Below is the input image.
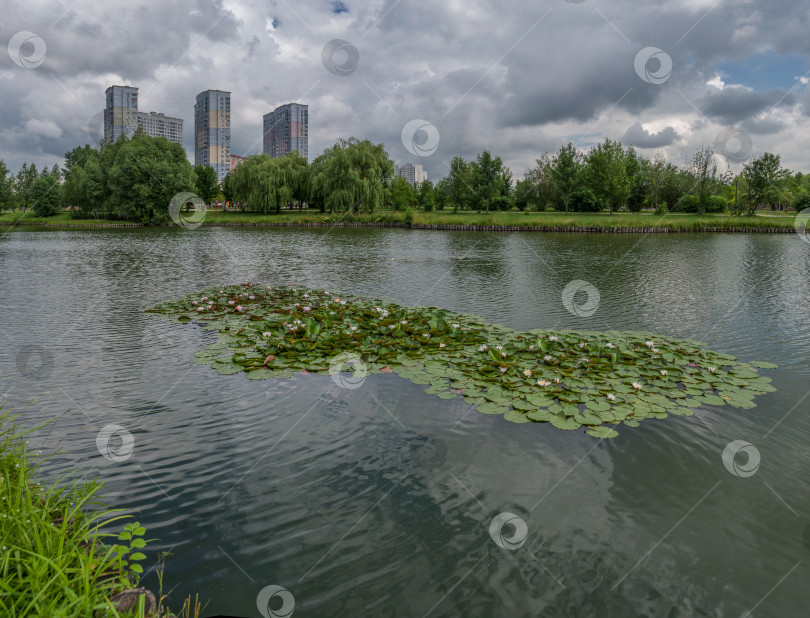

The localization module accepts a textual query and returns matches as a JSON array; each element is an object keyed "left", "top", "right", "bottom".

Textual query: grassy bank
[
  {"left": 0, "top": 410, "right": 200, "bottom": 617},
  {"left": 0, "top": 208, "right": 799, "bottom": 232}
]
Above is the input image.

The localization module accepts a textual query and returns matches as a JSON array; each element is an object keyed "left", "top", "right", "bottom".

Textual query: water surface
[{"left": 1, "top": 227, "right": 808, "bottom": 617}]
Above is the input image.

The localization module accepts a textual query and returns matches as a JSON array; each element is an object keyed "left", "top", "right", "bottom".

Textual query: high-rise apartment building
[
  {"left": 262, "top": 103, "right": 308, "bottom": 160},
  {"left": 194, "top": 90, "right": 231, "bottom": 182},
  {"left": 103, "top": 85, "right": 183, "bottom": 145},
  {"left": 395, "top": 163, "right": 427, "bottom": 187},
  {"left": 104, "top": 85, "right": 139, "bottom": 143}
]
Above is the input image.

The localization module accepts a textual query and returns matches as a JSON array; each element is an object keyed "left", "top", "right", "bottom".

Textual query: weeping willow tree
[
  {"left": 309, "top": 138, "right": 393, "bottom": 214},
  {"left": 231, "top": 152, "right": 308, "bottom": 213}
]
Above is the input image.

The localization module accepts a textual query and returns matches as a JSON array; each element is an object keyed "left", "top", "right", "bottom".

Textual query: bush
[
  {"left": 654, "top": 201, "right": 668, "bottom": 215},
  {"left": 569, "top": 188, "right": 606, "bottom": 212},
  {"left": 793, "top": 193, "right": 810, "bottom": 213},
  {"left": 404, "top": 208, "right": 414, "bottom": 225},
  {"left": 673, "top": 194, "right": 727, "bottom": 214}
]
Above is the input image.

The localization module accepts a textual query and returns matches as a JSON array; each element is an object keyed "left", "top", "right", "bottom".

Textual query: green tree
[
  {"left": 689, "top": 144, "right": 718, "bottom": 215},
  {"left": 584, "top": 138, "right": 629, "bottom": 214},
  {"left": 447, "top": 156, "right": 472, "bottom": 212},
  {"left": 388, "top": 175, "right": 417, "bottom": 210},
  {"left": 646, "top": 151, "right": 666, "bottom": 211},
  {"left": 741, "top": 152, "right": 788, "bottom": 215},
  {"left": 418, "top": 179, "right": 436, "bottom": 211},
  {"left": 30, "top": 173, "right": 61, "bottom": 216},
  {"left": 525, "top": 153, "right": 556, "bottom": 211},
  {"left": 232, "top": 152, "right": 309, "bottom": 214},
  {"left": 222, "top": 172, "right": 234, "bottom": 206},
  {"left": 107, "top": 132, "right": 195, "bottom": 223},
  {"left": 15, "top": 163, "right": 38, "bottom": 211},
  {"left": 308, "top": 138, "right": 392, "bottom": 214},
  {"left": 625, "top": 147, "right": 647, "bottom": 214},
  {"left": 551, "top": 143, "right": 581, "bottom": 213},
  {"left": 0, "top": 159, "right": 12, "bottom": 212},
  {"left": 470, "top": 150, "right": 510, "bottom": 212},
  {"left": 195, "top": 165, "right": 220, "bottom": 205}
]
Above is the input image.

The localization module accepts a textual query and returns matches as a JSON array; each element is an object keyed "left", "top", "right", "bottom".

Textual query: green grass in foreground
[
  {"left": 0, "top": 208, "right": 799, "bottom": 230},
  {"left": 0, "top": 410, "right": 201, "bottom": 617}
]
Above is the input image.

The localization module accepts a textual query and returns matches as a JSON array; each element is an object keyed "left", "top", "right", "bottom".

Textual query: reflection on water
[{"left": 1, "top": 227, "right": 809, "bottom": 617}]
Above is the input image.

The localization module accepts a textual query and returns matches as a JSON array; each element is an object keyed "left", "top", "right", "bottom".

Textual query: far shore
[{"left": 0, "top": 209, "right": 799, "bottom": 233}]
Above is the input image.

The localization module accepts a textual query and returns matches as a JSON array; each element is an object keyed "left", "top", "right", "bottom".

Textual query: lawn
[{"left": 0, "top": 208, "right": 798, "bottom": 231}]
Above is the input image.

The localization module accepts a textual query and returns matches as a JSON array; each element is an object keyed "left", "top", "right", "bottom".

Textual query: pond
[{"left": 1, "top": 226, "right": 808, "bottom": 617}]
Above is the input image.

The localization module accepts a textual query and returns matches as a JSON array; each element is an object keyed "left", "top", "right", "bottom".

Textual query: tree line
[{"left": 2, "top": 131, "right": 809, "bottom": 220}]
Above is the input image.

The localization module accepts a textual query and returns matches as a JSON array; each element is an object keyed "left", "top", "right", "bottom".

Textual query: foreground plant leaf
[{"left": 145, "top": 283, "right": 778, "bottom": 438}]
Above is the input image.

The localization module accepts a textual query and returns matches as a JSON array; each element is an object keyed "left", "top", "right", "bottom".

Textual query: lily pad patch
[{"left": 145, "top": 283, "right": 778, "bottom": 439}]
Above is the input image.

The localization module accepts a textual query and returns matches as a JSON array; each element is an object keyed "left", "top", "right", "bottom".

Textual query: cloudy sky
[{"left": 1, "top": 0, "right": 809, "bottom": 180}]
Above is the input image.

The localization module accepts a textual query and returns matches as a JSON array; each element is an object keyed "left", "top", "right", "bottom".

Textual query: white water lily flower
[
  {"left": 350, "top": 325, "right": 357, "bottom": 331},
  {"left": 249, "top": 296, "right": 255, "bottom": 300},
  {"left": 537, "top": 379, "right": 551, "bottom": 387},
  {"left": 529, "top": 345, "right": 536, "bottom": 351},
  {"left": 196, "top": 307, "right": 204, "bottom": 312},
  {"left": 660, "top": 370, "right": 668, "bottom": 376},
  {"left": 263, "top": 332, "right": 271, "bottom": 337},
  {"left": 632, "top": 382, "right": 642, "bottom": 390},
  {"left": 499, "top": 367, "right": 507, "bottom": 373},
  {"left": 192, "top": 301, "right": 198, "bottom": 305},
  {"left": 294, "top": 319, "right": 302, "bottom": 325},
  {"left": 294, "top": 303, "right": 300, "bottom": 307},
  {"left": 709, "top": 367, "right": 717, "bottom": 374},
  {"left": 543, "top": 355, "right": 553, "bottom": 362},
  {"left": 389, "top": 324, "right": 396, "bottom": 329},
  {"left": 228, "top": 300, "right": 235, "bottom": 305},
  {"left": 334, "top": 298, "right": 340, "bottom": 302},
  {"left": 401, "top": 320, "right": 408, "bottom": 325},
  {"left": 496, "top": 345, "right": 503, "bottom": 350},
  {"left": 303, "top": 307, "right": 311, "bottom": 312},
  {"left": 606, "top": 393, "right": 616, "bottom": 401},
  {"left": 235, "top": 305, "right": 243, "bottom": 311},
  {"left": 201, "top": 296, "right": 208, "bottom": 301},
  {"left": 303, "top": 294, "right": 309, "bottom": 299},
  {"left": 579, "top": 342, "right": 586, "bottom": 349},
  {"left": 451, "top": 323, "right": 460, "bottom": 329},
  {"left": 523, "top": 369, "right": 532, "bottom": 377},
  {"left": 606, "top": 343, "right": 616, "bottom": 349},
  {"left": 554, "top": 377, "right": 561, "bottom": 385},
  {"left": 439, "top": 342, "right": 446, "bottom": 348},
  {"left": 651, "top": 348, "right": 659, "bottom": 354},
  {"left": 645, "top": 341, "right": 654, "bottom": 347},
  {"left": 549, "top": 335, "right": 559, "bottom": 342},
  {"left": 479, "top": 345, "right": 488, "bottom": 352},
  {"left": 501, "top": 351, "right": 507, "bottom": 358}
]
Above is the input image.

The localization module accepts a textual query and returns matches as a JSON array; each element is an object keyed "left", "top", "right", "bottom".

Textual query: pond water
[{"left": 1, "top": 226, "right": 809, "bottom": 617}]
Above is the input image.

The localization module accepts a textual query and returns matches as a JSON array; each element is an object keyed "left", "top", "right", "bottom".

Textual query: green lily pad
[{"left": 146, "top": 283, "right": 778, "bottom": 439}]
